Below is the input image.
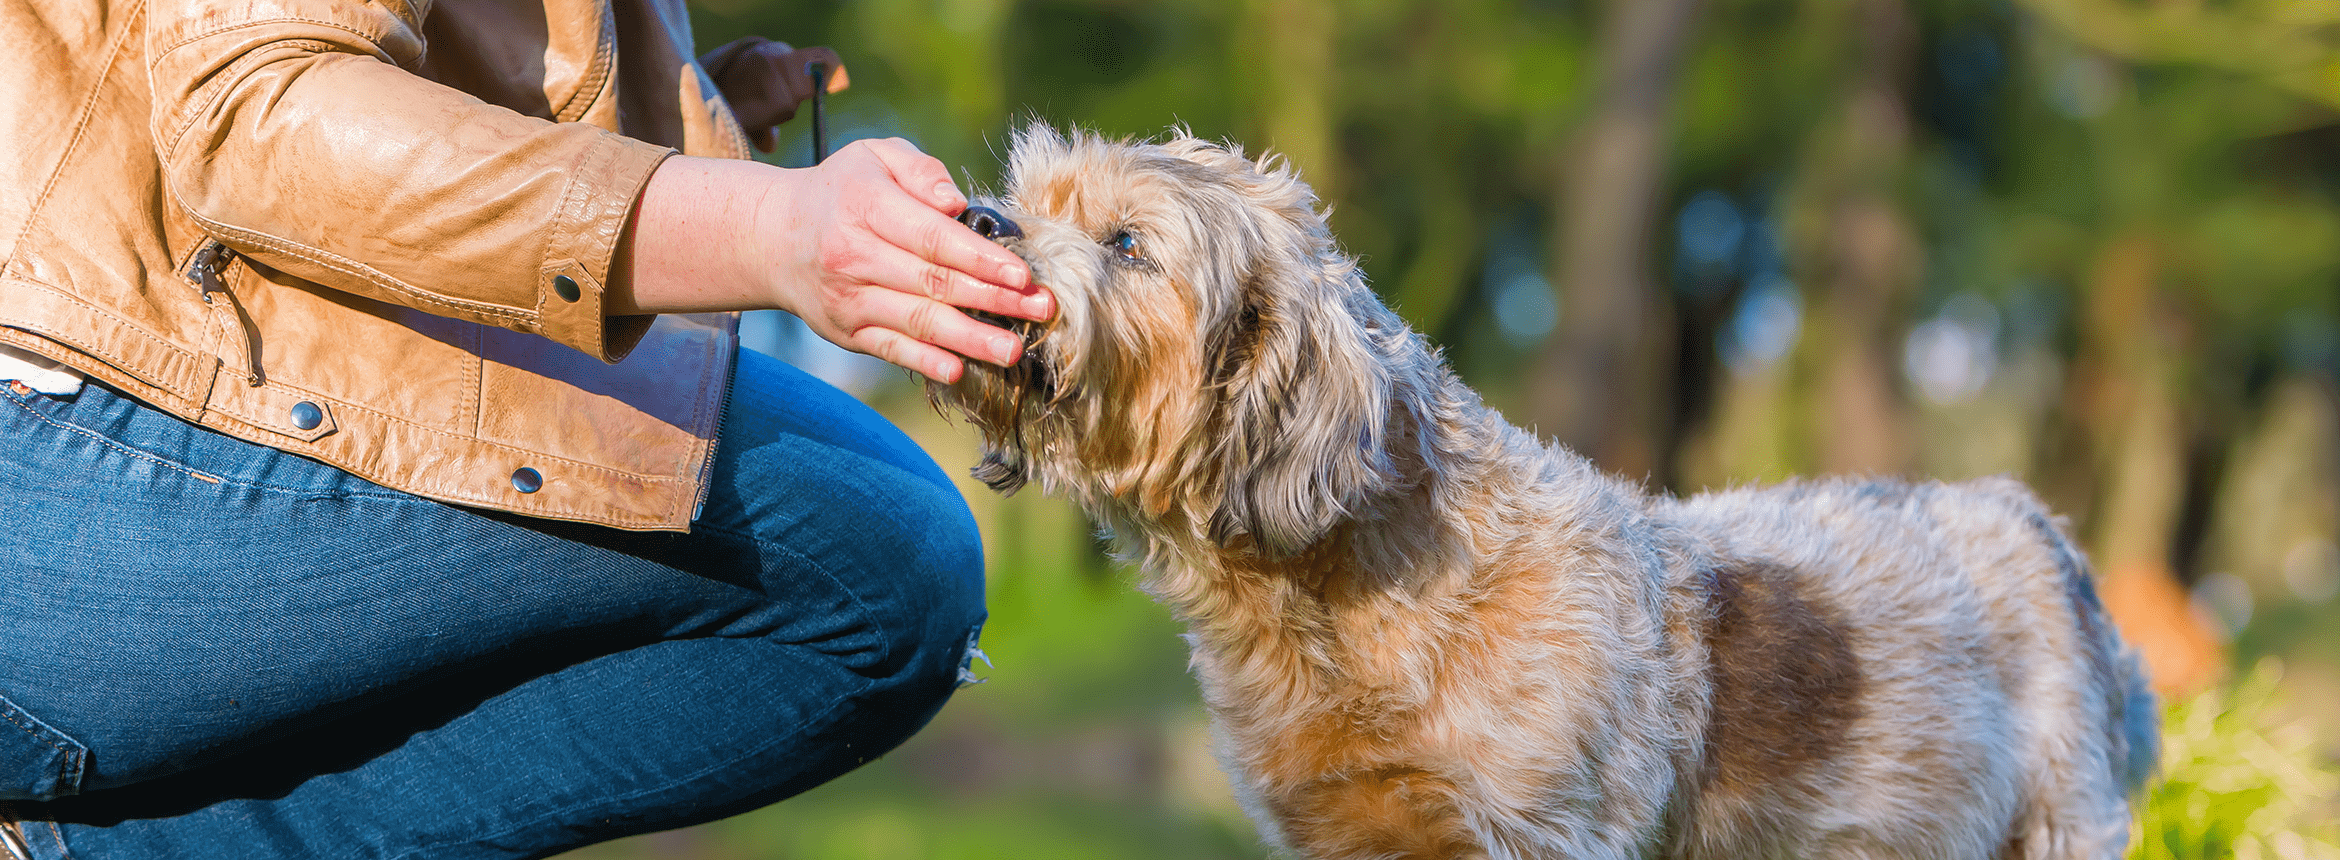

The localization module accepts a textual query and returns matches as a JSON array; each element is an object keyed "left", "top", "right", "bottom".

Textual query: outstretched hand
[
  {"left": 616, "top": 141, "right": 1048, "bottom": 384},
  {"left": 756, "top": 138, "right": 1047, "bottom": 382}
]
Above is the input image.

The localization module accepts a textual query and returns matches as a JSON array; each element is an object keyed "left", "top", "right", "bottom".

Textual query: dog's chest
[{"left": 1192, "top": 573, "right": 1575, "bottom": 784}]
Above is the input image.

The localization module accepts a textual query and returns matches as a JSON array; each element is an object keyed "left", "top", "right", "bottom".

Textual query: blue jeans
[{"left": 0, "top": 348, "right": 986, "bottom": 859}]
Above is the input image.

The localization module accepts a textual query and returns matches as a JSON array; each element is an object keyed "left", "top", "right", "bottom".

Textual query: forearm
[{"left": 607, "top": 156, "right": 781, "bottom": 316}]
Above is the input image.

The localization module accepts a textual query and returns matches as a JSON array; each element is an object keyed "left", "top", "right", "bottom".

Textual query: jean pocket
[{"left": 0, "top": 694, "right": 84, "bottom": 801}]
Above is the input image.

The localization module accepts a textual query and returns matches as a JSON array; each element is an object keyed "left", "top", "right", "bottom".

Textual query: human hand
[
  {"left": 702, "top": 39, "right": 849, "bottom": 153},
  {"left": 754, "top": 138, "right": 1047, "bottom": 383}
]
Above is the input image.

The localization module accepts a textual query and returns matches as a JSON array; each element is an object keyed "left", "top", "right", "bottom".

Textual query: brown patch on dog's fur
[
  {"left": 1276, "top": 766, "right": 1488, "bottom": 860},
  {"left": 1024, "top": 167, "right": 1086, "bottom": 220},
  {"left": 1700, "top": 563, "right": 1864, "bottom": 793}
]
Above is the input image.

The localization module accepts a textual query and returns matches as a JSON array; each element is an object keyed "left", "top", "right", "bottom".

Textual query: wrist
[{"left": 611, "top": 155, "right": 788, "bottom": 315}]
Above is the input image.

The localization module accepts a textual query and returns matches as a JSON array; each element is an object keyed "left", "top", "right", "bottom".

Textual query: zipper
[
  {"left": 0, "top": 808, "right": 33, "bottom": 860},
  {"left": 185, "top": 239, "right": 232, "bottom": 298},
  {"left": 690, "top": 356, "right": 732, "bottom": 522},
  {"left": 689, "top": 323, "right": 745, "bottom": 523},
  {"left": 184, "top": 239, "right": 263, "bottom": 386}
]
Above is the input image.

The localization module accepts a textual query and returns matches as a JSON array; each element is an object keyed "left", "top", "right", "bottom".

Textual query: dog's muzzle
[{"left": 955, "top": 205, "right": 1044, "bottom": 353}]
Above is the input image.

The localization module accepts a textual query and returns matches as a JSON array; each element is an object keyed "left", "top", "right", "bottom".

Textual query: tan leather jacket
[{"left": 0, "top": 0, "right": 780, "bottom": 530}]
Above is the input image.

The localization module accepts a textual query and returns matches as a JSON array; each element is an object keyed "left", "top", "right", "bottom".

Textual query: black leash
[{"left": 806, "top": 61, "right": 830, "bottom": 165}]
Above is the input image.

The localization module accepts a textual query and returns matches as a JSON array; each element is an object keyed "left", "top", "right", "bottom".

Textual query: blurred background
[{"left": 567, "top": 0, "right": 2340, "bottom": 857}]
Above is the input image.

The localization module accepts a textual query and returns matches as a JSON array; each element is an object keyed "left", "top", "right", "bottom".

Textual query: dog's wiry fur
[{"left": 934, "top": 125, "right": 2158, "bottom": 859}]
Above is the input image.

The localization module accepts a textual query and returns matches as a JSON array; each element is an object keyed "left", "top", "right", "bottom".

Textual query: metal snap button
[
  {"left": 511, "top": 467, "right": 543, "bottom": 494},
  {"left": 552, "top": 274, "right": 581, "bottom": 302},
  {"left": 290, "top": 401, "right": 323, "bottom": 431}
]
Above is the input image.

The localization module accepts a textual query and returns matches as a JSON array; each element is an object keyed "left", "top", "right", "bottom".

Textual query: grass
[{"left": 2134, "top": 660, "right": 2340, "bottom": 860}]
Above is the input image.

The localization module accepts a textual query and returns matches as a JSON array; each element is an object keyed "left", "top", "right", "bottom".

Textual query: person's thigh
[{"left": 0, "top": 349, "right": 986, "bottom": 859}]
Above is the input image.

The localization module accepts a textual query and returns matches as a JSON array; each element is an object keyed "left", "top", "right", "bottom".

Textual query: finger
[
  {"left": 864, "top": 188, "right": 1035, "bottom": 293},
  {"left": 839, "top": 282, "right": 1025, "bottom": 367},
  {"left": 851, "top": 327, "right": 965, "bottom": 384},
  {"left": 851, "top": 241, "right": 1052, "bottom": 323},
  {"left": 855, "top": 137, "right": 969, "bottom": 214}
]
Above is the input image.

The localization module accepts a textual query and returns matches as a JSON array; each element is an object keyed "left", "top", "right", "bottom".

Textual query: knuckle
[
  {"left": 917, "top": 220, "right": 955, "bottom": 258},
  {"left": 862, "top": 331, "right": 903, "bottom": 365},
  {"left": 918, "top": 264, "right": 956, "bottom": 301},
  {"left": 905, "top": 301, "right": 944, "bottom": 341},
  {"left": 833, "top": 285, "right": 882, "bottom": 325},
  {"left": 837, "top": 140, "right": 876, "bottom": 165},
  {"left": 815, "top": 236, "right": 869, "bottom": 278},
  {"left": 903, "top": 154, "right": 948, "bottom": 183}
]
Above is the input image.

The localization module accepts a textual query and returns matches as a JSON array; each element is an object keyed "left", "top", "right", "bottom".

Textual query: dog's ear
[{"left": 1205, "top": 194, "right": 1393, "bottom": 558}]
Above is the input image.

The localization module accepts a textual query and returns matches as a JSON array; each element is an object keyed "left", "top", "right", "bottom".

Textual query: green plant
[{"left": 2134, "top": 660, "right": 2340, "bottom": 860}]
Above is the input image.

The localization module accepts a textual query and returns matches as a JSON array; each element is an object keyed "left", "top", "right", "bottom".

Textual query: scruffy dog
[{"left": 934, "top": 125, "right": 2158, "bottom": 859}]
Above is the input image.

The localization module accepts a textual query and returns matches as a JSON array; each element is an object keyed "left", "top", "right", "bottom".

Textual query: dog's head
[{"left": 934, "top": 125, "right": 1409, "bottom": 558}]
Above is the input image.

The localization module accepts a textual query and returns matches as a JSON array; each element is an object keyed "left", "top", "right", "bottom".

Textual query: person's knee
[
  {"left": 714, "top": 351, "right": 987, "bottom": 709},
  {"left": 817, "top": 456, "right": 987, "bottom": 697},
  {"left": 885, "top": 480, "right": 988, "bottom": 692}
]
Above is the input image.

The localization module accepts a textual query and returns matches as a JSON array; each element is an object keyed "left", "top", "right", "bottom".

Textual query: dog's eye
[{"left": 1109, "top": 230, "right": 1141, "bottom": 262}]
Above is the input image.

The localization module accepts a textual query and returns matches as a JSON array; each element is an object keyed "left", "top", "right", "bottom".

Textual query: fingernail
[
  {"left": 934, "top": 181, "right": 964, "bottom": 208},
  {"left": 1022, "top": 291, "right": 1052, "bottom": 318},
  {"left": 991, "top": 334, "right": 1019, "bottom": 364},
  {"left": 999, "top": 261, "right": 1028, "bottom": 288},
  {"left": 933, "top": 357, "right": 962, "bottom": 381}
]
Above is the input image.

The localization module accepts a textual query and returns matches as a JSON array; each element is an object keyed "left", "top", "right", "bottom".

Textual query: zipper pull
[
  {"left": 184, "top": 240, "right": 263, "bottom": 386},
  {"left": 186, "top": 240, "right": 233, "bottom": 300}
]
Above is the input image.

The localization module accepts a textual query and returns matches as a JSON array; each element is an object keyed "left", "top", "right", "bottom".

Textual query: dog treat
[{"left": 934, "top": 125, "right": 2156, "bottom": 860}]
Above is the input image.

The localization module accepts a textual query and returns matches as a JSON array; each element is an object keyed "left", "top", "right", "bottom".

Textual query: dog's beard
[{"left": 939, "top": 308, "right": 1062, "bottom": 496}]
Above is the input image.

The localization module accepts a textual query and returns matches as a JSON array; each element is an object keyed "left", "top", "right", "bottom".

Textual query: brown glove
[{"left": 699, "top": 37, "right": 850, "bottom": 153}]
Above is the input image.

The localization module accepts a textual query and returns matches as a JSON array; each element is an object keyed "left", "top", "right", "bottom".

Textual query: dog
[{"left": 932, "top": 125, "right": 2158, "bottom": 859}]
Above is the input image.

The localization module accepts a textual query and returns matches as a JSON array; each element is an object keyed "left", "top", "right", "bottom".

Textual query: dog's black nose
[{"left": 958, "top": 205, "right": 1023, "bottom": 241}]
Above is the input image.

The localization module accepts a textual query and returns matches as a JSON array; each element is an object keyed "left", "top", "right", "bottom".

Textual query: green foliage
[
  {"left": 2136, "top": 661, "right": 2340, "bottom": 860},
  {"left": 564, "top": 1, "right": 2340, "bottom": 856}
]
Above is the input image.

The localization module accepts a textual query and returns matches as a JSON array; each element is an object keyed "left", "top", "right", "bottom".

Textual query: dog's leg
[
  {"left": 1998, "top": 516, "right": 2155, "bottom": 860},
  {"left": 1271, "top": 766, "right": 1491, "bottom": 860}
]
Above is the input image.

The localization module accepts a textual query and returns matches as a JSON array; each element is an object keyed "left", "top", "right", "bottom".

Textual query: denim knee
[
  {"left": 865, "top": 476, "right": 988, "bottom": 694},
  {"left": 786, "top": 473, "right": 987, "bottom": 759},
  {"left": 707, "top": 349, "right": 989, "bottom": 712},
  {"left": 739, "top": 433, "right": 988, "bottom": 689}
]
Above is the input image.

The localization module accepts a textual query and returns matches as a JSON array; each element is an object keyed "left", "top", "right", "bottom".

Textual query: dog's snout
[{"left": 958, "top": 206, "right": 1023, "bottom": 241}]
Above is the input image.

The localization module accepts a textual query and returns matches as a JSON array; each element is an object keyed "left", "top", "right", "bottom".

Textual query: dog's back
[
  {"left": 1663, "top": 476, "right": 2154, "bottom": 859},
  {"left": 939, "top": 126, "right": 2156, "bottom": 860}
]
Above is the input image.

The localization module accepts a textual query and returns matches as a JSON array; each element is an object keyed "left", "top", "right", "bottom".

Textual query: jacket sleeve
[{"left": 146, "top": 0, "right": 674, "bottom": 362}]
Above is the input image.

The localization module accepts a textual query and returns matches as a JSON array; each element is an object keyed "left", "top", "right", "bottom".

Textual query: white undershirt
[{"left": 0, "top": 344, "right": 86, "bottom": 395}]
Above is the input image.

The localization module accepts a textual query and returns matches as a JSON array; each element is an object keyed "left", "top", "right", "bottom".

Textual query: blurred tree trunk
[
  {"left": 1530, "top": 0, "right": 1702, "bottom": 483},
  {"left": 1238, "top": 0, "right": 1337, "bottom": 201},
  {"left": 2062, "top": 235, "right": 2226, "bottom": 698},
  {"left": 1783, "top": 0, "right": 1919, "bottom": 478}
]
